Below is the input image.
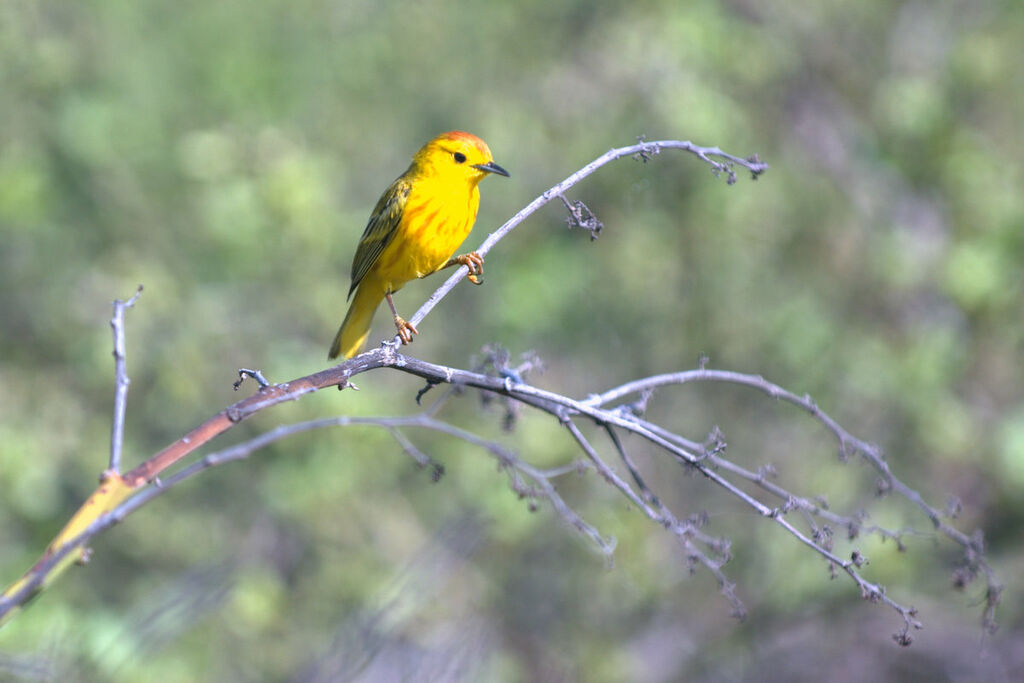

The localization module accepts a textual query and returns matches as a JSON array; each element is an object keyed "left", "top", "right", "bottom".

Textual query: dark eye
[{"left": 453, "top": 152, "right": 467, "bottom": 164}]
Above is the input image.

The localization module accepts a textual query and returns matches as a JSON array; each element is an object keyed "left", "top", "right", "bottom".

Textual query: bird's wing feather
[{"left": 348, "top": 176, "right": 412, "bottom": 299}]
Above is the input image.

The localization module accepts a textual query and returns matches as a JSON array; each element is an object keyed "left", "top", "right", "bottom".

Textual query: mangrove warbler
[{"left": 328, "top": 131, "right": 509, "bottom": 360}]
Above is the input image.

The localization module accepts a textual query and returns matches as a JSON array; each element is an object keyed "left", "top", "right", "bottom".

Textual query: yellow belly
[{"left": 372, "top": 183, "right": 480, "bottom": 293}]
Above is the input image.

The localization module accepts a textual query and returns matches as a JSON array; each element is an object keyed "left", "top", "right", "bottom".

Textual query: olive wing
[{"left": 347, "top": 176, "right": 413, "bottom": 299}]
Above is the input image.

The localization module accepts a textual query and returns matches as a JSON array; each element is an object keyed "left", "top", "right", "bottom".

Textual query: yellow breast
[{"left": 373, "top": 178, "right": 480, "bottom": 291}]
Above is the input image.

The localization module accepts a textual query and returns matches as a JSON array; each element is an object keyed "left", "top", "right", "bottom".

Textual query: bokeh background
[{"left": 2, "top": 1, "right": 1022, "bottom": 680}]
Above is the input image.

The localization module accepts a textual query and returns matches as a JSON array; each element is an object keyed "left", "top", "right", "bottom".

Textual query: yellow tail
[{"left": 328, "top": 282, "right": 383, "bottom": 360}]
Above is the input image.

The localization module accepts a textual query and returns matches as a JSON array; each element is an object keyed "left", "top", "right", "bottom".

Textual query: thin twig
[
  {"left": 581, "top": 368, "right": 1000, "bottom": 600},
  {"left": 107, "top": 285, "right": 143, "bottom": 474},
  {"left": 602, "top": 423, "right": 743, "bottom": 615},
  {"left": 564, "top": 420, "right": 665, "bottom": 522},
  {"left": 0, "top": 345, "right": 983, "bottom": 638},
  {"left": 234, "top": 368, "right": 271, "bottom": 390},
  {"left": 383, "top": 354, "right": 930, "bottom": 633},
  {"left": 392, "top": 139, "right": 767, "bottom": 346}
]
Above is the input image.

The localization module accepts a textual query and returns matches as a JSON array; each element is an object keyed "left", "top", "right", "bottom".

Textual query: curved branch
[
  {"left": 585, "top": 370, "right": 996, "bottom": 573},
  {"left": 128, "top": 138, "right": 767, "bottom": 488},
  {"left": 403, "top": 139, "right": 768, "bottom": 338},
  {"left": 1, "top": 137, "right": 997, "bottom": 644}
]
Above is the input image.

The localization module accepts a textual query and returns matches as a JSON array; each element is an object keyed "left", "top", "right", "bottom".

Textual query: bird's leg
[
  {"left": 385, "top": 290, "right": 418, "bottom": 344},
  {"left": 443, "top": 251, "right": 485, "bottom": 285}
]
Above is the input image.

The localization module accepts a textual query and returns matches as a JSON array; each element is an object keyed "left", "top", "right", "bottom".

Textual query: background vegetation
[{"left": 1, "top": 0, "right": 1022, "bottom": 680}]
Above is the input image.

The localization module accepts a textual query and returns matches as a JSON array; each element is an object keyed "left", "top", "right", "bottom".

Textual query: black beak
[{"left": 473, "top": 161, "right": 510, "bottom": 177}]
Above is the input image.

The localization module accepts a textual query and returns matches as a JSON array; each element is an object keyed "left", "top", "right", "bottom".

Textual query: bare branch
[
  {"left": 233, "top": 368, "right": 271, "bottom": 390},
  {"left": 397, "top": 138, "right": 767, "bottom": 345},
  {"left": 603, "top": 423, "right": 743, "bottom": 616},
  {"left": 1, "top": 135, "right": 996, "bottom": 646},
  {"left": 107, "top": 285, "right": 143, "bottom": 475},
  {"left": 5, "top": 333, "right": 993, "bottom": 642},
  {"left": 0, "top": 411, "right": 614, "bottom": 625},
  {"left": 579, "top": 367, "right": 1002, "bottom": 624}
]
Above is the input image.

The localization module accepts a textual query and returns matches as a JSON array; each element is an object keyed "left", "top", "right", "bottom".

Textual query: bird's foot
[
  {"left": 449, "top": 252, "right": 485, "bottom": 285},
  {"left": 393, "top": 315, "right": 418, "bottom": 344}
]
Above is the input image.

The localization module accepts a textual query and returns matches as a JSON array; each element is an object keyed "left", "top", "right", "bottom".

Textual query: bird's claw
[
  {"left": 454, "top": 252, "right": 484, "bottom": 285},
  {"left": 393, "top": 316, "right": 418, "bottom": 345}
]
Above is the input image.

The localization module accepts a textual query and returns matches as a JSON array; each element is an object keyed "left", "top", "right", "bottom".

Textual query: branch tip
[
  {"left": 107, "top": 285, "right": 145, "bottom": 475},
  {"left": 234, "top": 368, "right": 271, "bottom": 391},
  {"left": 415, "top": 379, "right": 440, "bottom": 405}
]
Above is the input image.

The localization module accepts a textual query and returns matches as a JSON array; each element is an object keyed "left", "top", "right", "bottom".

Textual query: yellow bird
[{"left": 328, "top": 131, "right": 509, "bottom": 360}]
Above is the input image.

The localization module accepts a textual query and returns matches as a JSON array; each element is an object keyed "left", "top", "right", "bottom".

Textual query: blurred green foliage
[{"left": 1, "top": 0, "right": 1022, "bottom": 680}]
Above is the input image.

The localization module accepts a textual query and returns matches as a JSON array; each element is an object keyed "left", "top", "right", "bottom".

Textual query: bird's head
[{"left": 412, "top": 131, "right": 509, "bottom": 184}]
